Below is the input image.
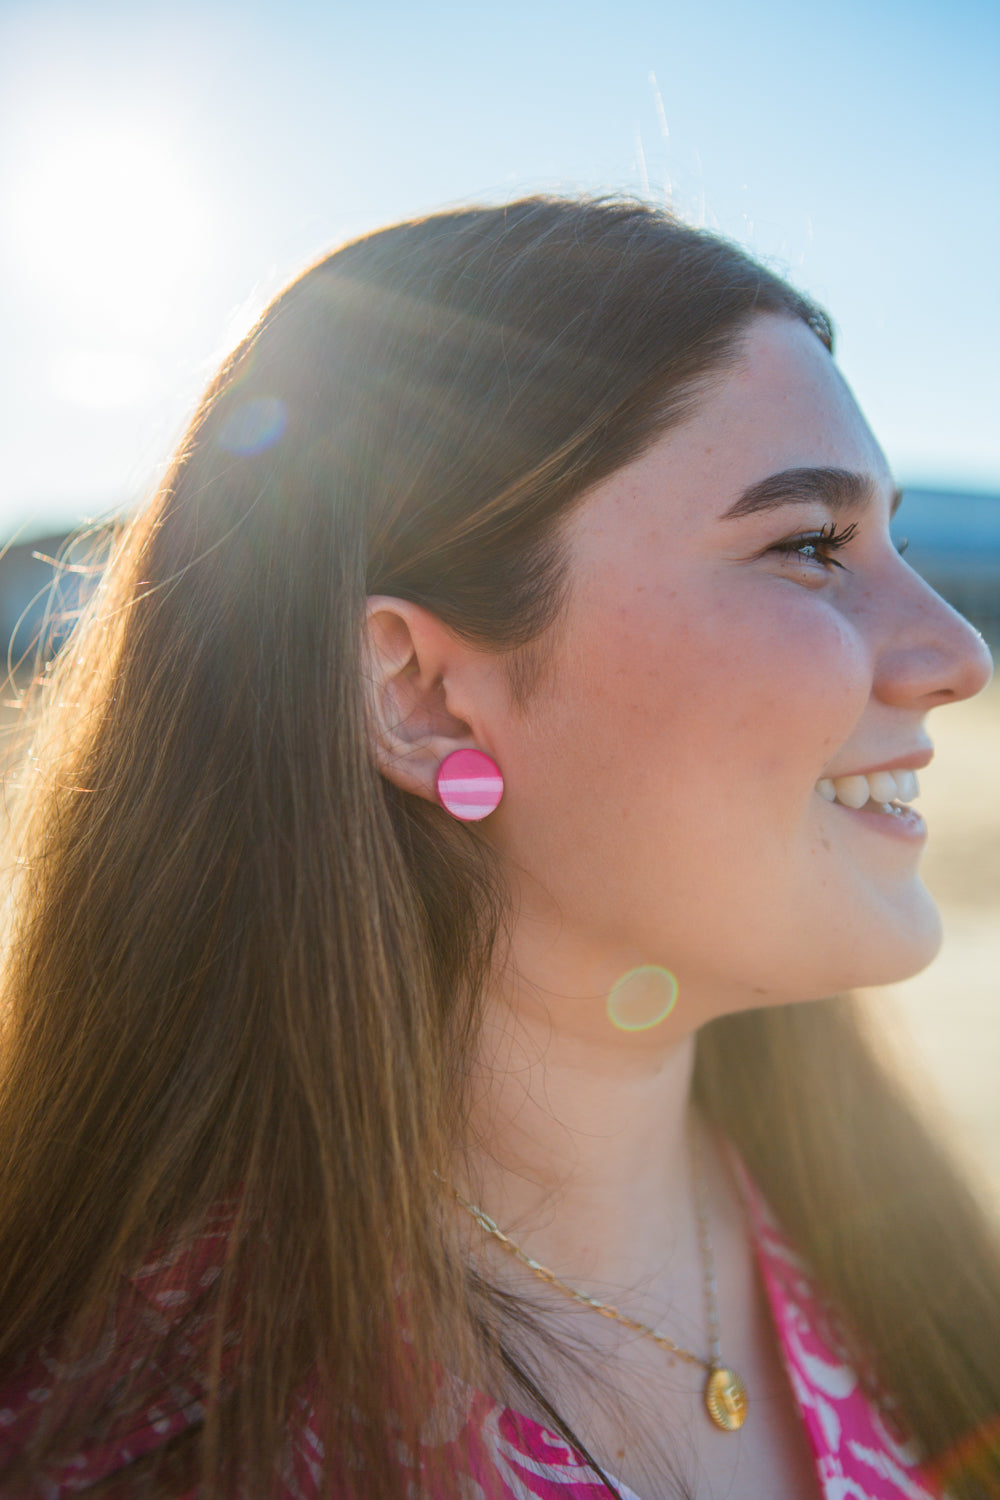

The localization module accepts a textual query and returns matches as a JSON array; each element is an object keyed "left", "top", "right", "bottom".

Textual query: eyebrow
[{"left": 719, "top": 466, "right": 903, "bottom": 521}]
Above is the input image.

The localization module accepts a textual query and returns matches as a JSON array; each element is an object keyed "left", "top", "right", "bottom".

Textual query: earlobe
[{"left": 363, "top": 597, "right": 477, "bottom": 805}]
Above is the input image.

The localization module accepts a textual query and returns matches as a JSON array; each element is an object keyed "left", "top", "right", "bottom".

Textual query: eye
[{"left": 769, "top": 520, "right": 859, "bottom": 572}]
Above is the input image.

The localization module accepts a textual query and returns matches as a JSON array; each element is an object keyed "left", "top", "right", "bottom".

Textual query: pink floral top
[{"left": 0, "top": 1191, "right": 947, "bottom": 1499}]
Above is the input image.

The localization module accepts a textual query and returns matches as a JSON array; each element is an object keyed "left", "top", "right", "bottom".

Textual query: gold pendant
[{"left": 705, "top": 1366, "right": 748, "bottom": 1431}]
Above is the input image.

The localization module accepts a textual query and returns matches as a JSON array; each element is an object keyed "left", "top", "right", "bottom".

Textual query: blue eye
[{"left": 771, "top": 521, "right": 859, "bottom": 571}]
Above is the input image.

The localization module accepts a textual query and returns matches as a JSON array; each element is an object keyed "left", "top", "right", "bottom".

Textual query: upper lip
[{"left": 820, "top": 747, "right": 934, "bottom": 780}]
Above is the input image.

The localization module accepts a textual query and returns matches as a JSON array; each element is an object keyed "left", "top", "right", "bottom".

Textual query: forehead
[
  {"left": 566, "top": 314, "right": 892, "bottom": 552},
  {"left": 702, "top": 315, "right": 888, "bottom": 477}
]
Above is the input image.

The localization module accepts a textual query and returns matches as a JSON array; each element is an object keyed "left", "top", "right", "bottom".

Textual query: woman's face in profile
[{"left": 484, "top": 315, "right": 992, "bottom": 1023}]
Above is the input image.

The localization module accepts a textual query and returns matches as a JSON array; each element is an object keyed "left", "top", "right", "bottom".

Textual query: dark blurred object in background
[
  {"left": 0, "top": 528, "right": 112, "bottom": 676},
  {"left": 891, "top": 489, "right": 1000, "bottom": 646}
]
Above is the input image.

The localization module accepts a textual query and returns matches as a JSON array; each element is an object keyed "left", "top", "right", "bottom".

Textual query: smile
[{"left": 815, "top": 767, "right": 920, "bottom": 817}]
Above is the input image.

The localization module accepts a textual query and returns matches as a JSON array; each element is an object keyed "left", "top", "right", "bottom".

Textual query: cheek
[
  {"left": 720, "top": 606, "right": 869, "bottom": 779},
  {"left": 599, "top": 589, "right": 872, "bottom": 796}
]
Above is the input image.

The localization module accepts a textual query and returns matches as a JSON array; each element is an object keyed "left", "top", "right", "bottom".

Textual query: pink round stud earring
[{"left": 435, "top": 748, "right": 504, "bottom": 822}]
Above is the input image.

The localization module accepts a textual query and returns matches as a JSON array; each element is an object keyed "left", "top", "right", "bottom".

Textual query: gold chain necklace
[{"left": 445, "top": 1132, "right": 748, "bottom": 1433}]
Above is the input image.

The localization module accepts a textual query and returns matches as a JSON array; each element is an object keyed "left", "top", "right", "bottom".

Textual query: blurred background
[{"left": 0, "top": 0, "right": 997, "bottom": 1205}]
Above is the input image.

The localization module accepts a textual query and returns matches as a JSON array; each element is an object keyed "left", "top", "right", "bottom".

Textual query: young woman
[{"left": 0, "top": 197, "right": 997, "bottom": 1500}]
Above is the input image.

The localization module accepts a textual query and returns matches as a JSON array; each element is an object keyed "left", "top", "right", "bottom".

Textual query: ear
[{"left": 363, "top": 596, "right": 487, "bottom": 804}]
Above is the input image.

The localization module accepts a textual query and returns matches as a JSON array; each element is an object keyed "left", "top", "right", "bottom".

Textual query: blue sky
[{"left": 1, "top": 0, "right": 997, "bottom": 539}]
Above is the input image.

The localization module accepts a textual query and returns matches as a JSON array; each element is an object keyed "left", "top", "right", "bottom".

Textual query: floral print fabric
[
  {"left": 740, "top": 1173, "right": 942, "bottom": 1500},
  {"left": 0, "top": 1192, "right": 943, "bottom": 1498}
]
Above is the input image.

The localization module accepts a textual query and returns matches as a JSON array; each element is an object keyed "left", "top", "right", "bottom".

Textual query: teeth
[
  {"left": 866, "top": 770, "right": 899, "bottom": 803},
  {"left": 894, "top": 768, "right": 919, "bottom": 801},
  {"left": 831, "top": 774, "right": 870, "bottom": 810},
  {"left": 817, "top": 768, "right": 921, "bottom": 810}
]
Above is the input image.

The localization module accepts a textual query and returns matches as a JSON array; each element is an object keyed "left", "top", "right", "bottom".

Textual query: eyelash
[{"left": 771, "top": 521, "right": 859, "bottom": 571}]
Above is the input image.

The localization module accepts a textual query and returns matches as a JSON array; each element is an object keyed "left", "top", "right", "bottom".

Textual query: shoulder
[{"left": 0, "top": 1213, "right": 232, "bottom": 1498}]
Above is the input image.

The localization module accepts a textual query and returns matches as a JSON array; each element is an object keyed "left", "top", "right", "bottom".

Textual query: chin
[
  {"left": 837, "top": 885, "right": 944, "bottom": 990},
  {"left": 738, "top": 886, "right": 945, "bottom": 1007}
]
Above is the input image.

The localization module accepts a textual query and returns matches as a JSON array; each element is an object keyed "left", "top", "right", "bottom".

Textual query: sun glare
[
  {"left": 5, "top": 110, "right": 213, "bottom": 415},
  {"left": 9, "top": 117, "right": 209, "bottom": 342}
]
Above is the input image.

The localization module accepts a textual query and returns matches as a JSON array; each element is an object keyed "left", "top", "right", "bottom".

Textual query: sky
[{"left": 0, "top": 0, "right": 998, "bottom": 541}]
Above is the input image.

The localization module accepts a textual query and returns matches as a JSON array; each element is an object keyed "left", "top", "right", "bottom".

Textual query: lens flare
[
  {"left": 925, "top": 1413, "right": 1000, "bottom": 1493},
  {"left": 606, "top": 965, "right": 678, "bottom": 1032},
  {"left": 217, "top": 397, "right": 288, "bottom": 456}
]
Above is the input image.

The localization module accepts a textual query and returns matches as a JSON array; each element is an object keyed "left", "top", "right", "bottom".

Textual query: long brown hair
[{"left": 0, "top": 197, "right": 997, "bottom": 1498}]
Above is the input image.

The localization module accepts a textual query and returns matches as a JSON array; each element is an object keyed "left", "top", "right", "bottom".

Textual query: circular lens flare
[
  {"left": 606, "top": 966, "right": 678, "bottom": 1032},
  {"left": 217, "top": 396, "right": 288, "bottom": 456}
]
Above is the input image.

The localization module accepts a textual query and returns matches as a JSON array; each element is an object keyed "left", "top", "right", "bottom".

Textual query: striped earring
[{"left": 435, "top": 748, "right": 504, "bottom": 822}]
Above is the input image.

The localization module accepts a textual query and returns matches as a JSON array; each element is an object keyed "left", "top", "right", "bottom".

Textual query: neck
[{"left": 460, "top": 957, "right": 699, "bottom": 1291}]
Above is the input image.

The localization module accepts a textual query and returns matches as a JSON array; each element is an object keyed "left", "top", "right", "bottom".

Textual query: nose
[{"left": 872, "top": 560, "right": 994, "bottom": 711}]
